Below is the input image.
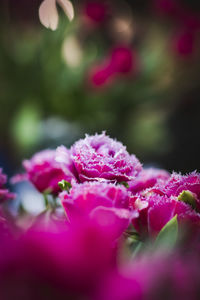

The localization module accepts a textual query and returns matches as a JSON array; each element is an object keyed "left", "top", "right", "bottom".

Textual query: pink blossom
[
  {"left": 128, "top": 168, "right": 170, "bottom": 195},
  {"left": 0, "top": 218, "right": 116, "bottom": 299},
  {"left": 66, "top": 132, "right": 142, "bottom": 183},
  {"left": 84, "top": 1, "right": 109, "bottom": 24},
  {"left": 131, "top": 172, "right": 200, "bottom": 235},
  {"left": 13, "top": 149, "right": 75, "bottom": 194},
  {"left": 96, "top": 253, "right": 200, "bottom": 300},
  {"left": 60, "top": 182, "right": 137, "bottom": 238},
  {"left": 153, "top": 171, "right": 200, "bottom": 200},
  {"left": 173, "top": 30, "right": 195, "bottom": 57},
  {"left": 0, "top": 169, "right": 15, "bottom": 203},
  {"left": 90, "top": 46, "right": 137, "bottom": 87}
]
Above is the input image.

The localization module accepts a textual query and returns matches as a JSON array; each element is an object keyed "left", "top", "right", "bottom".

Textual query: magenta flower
[
  {"left": 131, "top": 172, "right": 200, "bottom": 235},
  {"left": 13, "top": 149, "right": 75, "bottom": 194},
  {"left": 84, "top": 1, "right": 109, "bottom": 24},
  {"left": 90, "top": 46, "right": 137, "bottom": 87},
  {"left": 128, "top": 168, "right": 170, "bottom": 195},
  {"left": 0, "top": 169, "right": 15, "bottom": 203},
  {"left": 60, "top": 181, "right": 138, "bottom": 238},
  {"left": 153, "top": 171, "right": 200, "bottom": 200},
  {"left": 95, "top": 253, "right": 200, "bottom": 300},
  {"left": 173, "top": 30, "right": 195, "bottom": 57},
  {"left": 0, "top": 218, "right": 116, "bottom": 299},
  {"left": 62, "top": 132, "right": 142, "bottom": 183}
]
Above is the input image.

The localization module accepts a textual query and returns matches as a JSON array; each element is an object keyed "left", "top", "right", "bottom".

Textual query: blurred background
[{"left": 1, "top": 0, "right": 200, "bottom": 178}]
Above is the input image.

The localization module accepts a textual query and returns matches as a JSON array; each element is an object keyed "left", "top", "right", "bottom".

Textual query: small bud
[
  {"left": 178, "top": 190, "right": 197, "bottom": 209},
  {"left": 58, "top": 180, "right": 72, "bottom": 192},
  {"left": 119, "top": 181, "right": 129, "bottom": 188}
]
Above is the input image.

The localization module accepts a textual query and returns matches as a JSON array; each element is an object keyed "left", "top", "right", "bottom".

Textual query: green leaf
[{"left": 155, "top": 215, "right": 178, "bottom": 250}]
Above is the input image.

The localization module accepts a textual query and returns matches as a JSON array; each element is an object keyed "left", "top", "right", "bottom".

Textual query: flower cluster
[{"left": 2, "top": 132, "right": 200, "bottom": 298}]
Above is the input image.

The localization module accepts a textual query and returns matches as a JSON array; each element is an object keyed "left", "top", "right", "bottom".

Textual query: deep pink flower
[
  {"left": 91, "top": 64, "right": 114, "bottom": 87},
  {"left": 128, "top": 168, "right": 170, "bottom": 195},
  {"left": 0, "top": 169, "right": 15, "bottom": 203},
  {"left": 95, "top": 253, "right": 200, "bottom": 300},
  {"left": 60, "top": 181, "right": 137, "bottom": 238},
  {"left": 173, "top": 30, "right": 195, "bottom": 56},
  {"left": 0, "top": 217, "right": 116, "bottom": 299},
  {"left": 59, "top": 132, "right": 142, "bottom": 183},
  {"left": 12, "top": 149, "right": 75, "bottom": 194},
  {"left": 90, "top": 46, "right": 137, "bottom": 87},
  {"left": 84, "top": 1, "right": 109, "bottom": 23},
  {"left": 154, "top": 171, "right": 200, "bottom": 200},
  {"left": 131, "top": 172, "right": 200, "bottom": 235},
  {"left": 110, "top": 46, "right": 134, "bottom": 74},
  {"left": 154, "top": 0, "right": 181, "bottom": 19}
]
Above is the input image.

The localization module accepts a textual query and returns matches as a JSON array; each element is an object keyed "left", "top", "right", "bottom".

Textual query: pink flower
[
  {"left": 0, "top": 217, "right": 116, "bottom": 299},
  {"left": 13, "top": 149, "right": 75, "bottom": 194},
  {"left": 84, "top": 1, "right": 109, "bottom": 24},
  {"left": 95, "top": 253, "right": 200, "bottom": 300},
  {"left": 173, "top": 30, "right": 195, "bottom": 57},
  {"left": 61, "top": 132, "right": 142, "bottom": 183},
  {"left": 60, "top": 181, "right": 137, "bottom": 238},
  {"left": 0, "top": 169, "right": 15, "bottom": 203},
  {"left": 90, "top": 46, "right": 137, "bottom": 87},
  {"left": 128, "top": 168, "right": 170, "bottom": 195},
  {"left": 131, "top": 172, "right": 200, "bottom": 235},
  {"left": 154, "top": 171, "right": 200, "bottom": 200}
]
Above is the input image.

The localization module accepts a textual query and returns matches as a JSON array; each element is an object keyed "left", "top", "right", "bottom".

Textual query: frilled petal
[{"left": 71, "top": 132, "right": 142, "bottom": 183}]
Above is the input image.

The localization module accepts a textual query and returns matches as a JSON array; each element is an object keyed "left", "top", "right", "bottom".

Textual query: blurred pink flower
[
  {"left": 90, "top": 46, "right": 137, "bottom": 87},
  {"left": 12, "top": 149, "right": 75, "bottom": 194},
  {"left": 84, "top": 1, "right": 109, "bottom": 24},
  {"left": 39, "top": 0, "right": 74, "bottom": 31},
  {"left": 95, "top": 253, "right": 200, "bottom": 300},
  {"left": 173, "top": 30, "right": 195, "bottom": 57},
  {"left": 0, "top": 217, "right": 116, "bottom": 299},
  {"left": 0, "top": 169, "right": 15, "bottom": 203},
  {"left": 57, "top": 132, "right": 142, "bottom": 183}
]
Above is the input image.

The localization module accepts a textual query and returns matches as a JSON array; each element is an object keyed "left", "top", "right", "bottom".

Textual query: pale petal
[
  {"left": 57, "top": 0, "right": 74, "bottom": 21},
  {"left": 39, "top": 0, "right": 59, "bottom": 31}
]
